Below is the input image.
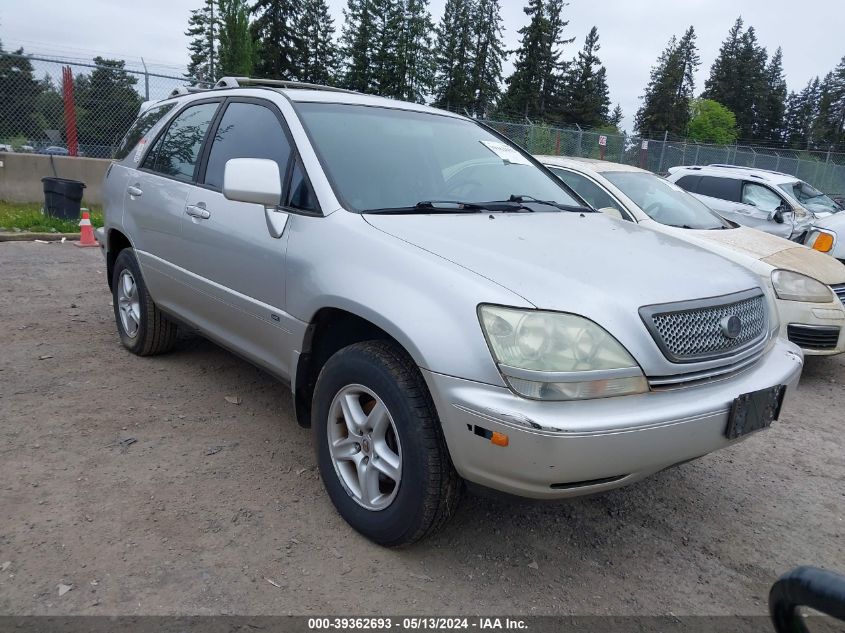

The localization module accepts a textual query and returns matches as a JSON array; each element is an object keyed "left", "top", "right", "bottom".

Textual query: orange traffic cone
[{"left": 75, "top": 211, "right": 98, "bottom": 248}]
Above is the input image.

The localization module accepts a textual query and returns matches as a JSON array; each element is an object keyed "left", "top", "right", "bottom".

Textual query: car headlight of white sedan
[
  {"left": 771, "top": 270, "right": 834, "bottom": 303},
  {"left": 478, "top": 305, "right": 648, "bottom": 401}
]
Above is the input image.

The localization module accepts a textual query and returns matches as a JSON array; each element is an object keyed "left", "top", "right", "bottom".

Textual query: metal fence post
[
  {"left": 774, "top": 151, "right": 780, "bottom": 172},
  {"left": 657, "top": 131, "right": 668, "bottom": 173},
  {"left": 141, "top": 57, "right": 150, "bottom": 101},
  {"left": 575, "top": 124, "right": 583, "bottom": 157}
]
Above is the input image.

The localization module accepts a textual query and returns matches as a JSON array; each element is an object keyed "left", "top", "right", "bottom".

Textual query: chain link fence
[
  {"left": 0, "top": 52, "right": 202, "bottom": 158},
  {"left": 1, "top": 51, "right": 843, "bottom": 195},
  {"left": 481, "top": 119, "right": 845, "bottom": 196}
]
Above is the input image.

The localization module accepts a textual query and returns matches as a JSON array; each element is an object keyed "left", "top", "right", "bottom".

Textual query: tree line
[{"left": 185, "top": 0, "right": 621, "bottom": 127}]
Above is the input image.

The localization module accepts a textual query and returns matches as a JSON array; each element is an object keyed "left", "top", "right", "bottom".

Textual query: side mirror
[
  {"left": 223, "top": 158, "right": 282, "bottom": 207},
  {"left": 598, "top": 206, "right": 624, "bottom": 220}
]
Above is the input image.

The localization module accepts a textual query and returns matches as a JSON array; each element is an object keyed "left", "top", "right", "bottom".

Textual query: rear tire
[
  {"left": 112, "top": 249, "right": 177, "bottom": 356},
  {"left": 312, "top": 340, "right": 461, "bottom": 546}
]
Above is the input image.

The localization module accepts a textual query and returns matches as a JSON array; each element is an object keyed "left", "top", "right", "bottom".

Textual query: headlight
[
  {"left": 805, "top": 228, "right": 836, "bottom": 253},
  {"left": 478, "top": 305, "right": 648, "bottom": 401},
  {"left": 771, "top": 270, "right": 833, "bottom": 303}
]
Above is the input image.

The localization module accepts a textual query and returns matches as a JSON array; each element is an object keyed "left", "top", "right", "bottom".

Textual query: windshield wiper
[
  {"left": 507, "top": 194, "right": 595, "bottom": 213},
  {"left": 362, "top": 201, "right": 488, "bottom": 215}
]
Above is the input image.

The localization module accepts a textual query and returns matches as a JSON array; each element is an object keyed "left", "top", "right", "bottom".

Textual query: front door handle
[
  {"left": 127, "top": 185, "right": 143, "bottom": 197},
  {"left": 185, "top": 204, "right": 211, "bottom": 220}
]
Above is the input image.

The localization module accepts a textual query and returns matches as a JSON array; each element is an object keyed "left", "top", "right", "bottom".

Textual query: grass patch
[{"left": 0, "top": 201, "right": 103, "bottom": 233}]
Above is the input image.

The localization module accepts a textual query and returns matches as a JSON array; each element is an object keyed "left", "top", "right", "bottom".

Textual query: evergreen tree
[
  {"left": 218, "top": 0, "right": 255, "bottom": 77},
  {"left": 369, "top": 0, "right": 404, "bottom": 96},
  {"left": 559, "top": 26, "right": 610, "bottom": 127},
  {"left": 702, "top": 17, "right": 768, "bottom": 140},
  {"left": 634, "top": 26, "right": 699, "bottom": 136},
  {"left": 608, "top": 103, "right": 623, "bottom": 129},
  {"left": 340, "top": 0, "right": 376, "bottom": 92},
  {"left": 431, "top": 0, "right": 474, "bottom": 111},
  {"left": 0, "top": 47, "right": 41, "bottom": 141},
  {"left": 185, "top": 0, "right": 218, "bottom": 83},
  {"left": 251, "top": 0, "right": 303, "bottom": 80},
  {"left": 824, "top": 55, "right": 845, "bottom": 148},
  {"left": 468, "top": 0, "right": 505, "bottom": 117},
  {"left": 298, "top": 0, "right": 339, "bottom": 85},
  {"left": 783, "top": 78, "right": 820, "bottom": 149},
  {"left": 395, "top": 0, "right": 435, "bottom": 103},
  {"left": 757, "top": 46, "right": 787, "bottom": 142},
  {"left": 76, "top": 57, "right": 143, "bottom": 148},
  {"left": 499, "top": 0, "right": 571, "bottom": 120}
]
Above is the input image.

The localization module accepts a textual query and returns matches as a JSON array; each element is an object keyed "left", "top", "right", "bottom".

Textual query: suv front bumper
[{"left": 423, "top": 338, "right": 803, "bottom": 499}]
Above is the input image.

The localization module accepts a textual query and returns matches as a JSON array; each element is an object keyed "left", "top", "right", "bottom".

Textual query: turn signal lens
[
  {"left": 811, "top": 232, "right": 834, "bottom": 253},
  {"left": 491, "top": 432, "right": 509, "bottom": 447}
]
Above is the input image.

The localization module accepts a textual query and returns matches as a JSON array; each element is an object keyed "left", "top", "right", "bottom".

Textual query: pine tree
[
  {"left": 559, "top": 26, "right": 610, "bottom": 127},
  {"left": 702, "top": 17, "right": 768, "bottom": 140},
  {"left": 251, "top": 0, "right": 303, "bottom": 80},
  {"left": 537, "top": 0, "right": 573, "bottom": 121},
  {"left": 783, "top": 78, "right": 820, "bottom": 149},
  {"left": 608, "top": 103, "right": 623, "bottom": 129},
  {"left": 340, "top": 0, "right": 376, "bottom": 92},
  {"left": 826, "top": 55, "right": 845, "bottom": 148},
  {"left": 468, "top": 0, "right": 505, "bottom": 117},
  {"left": 499, "top": 0, "right": 570, "bottom": 120},
  {"left": 298, "top": 0, "right": 339, "bottom": 85},
  {"left": 369, "top": 0, "right": 404, "bottom": 97},
  {"left": 395, "top": 0, "right": 435, "bottom": 103},
  {"left": 185, "top": 0, "right": 218, "bottom": 83},
  {"left": 634, "top": 26, "right": 699, "bottom": 137},
  {"left": 757, "top": 47, "right": 787, "bottom": 142},
  {"left": 218, "top": 0, "right": 255, "bottom": 76},
  {"left": 431, "top": 0, "right": 475, "bottom": 111}
]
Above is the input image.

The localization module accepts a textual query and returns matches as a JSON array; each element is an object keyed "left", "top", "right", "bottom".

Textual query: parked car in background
[
  {"left": 667, "top": 165, "right": 818, "bottom": 241},
  {"left": 40, "top": 145, "right": 69, "bottom": 156},
  {"left": 0, "top": 143, "right": 13, "bottom": 153},
  {"left": 98, "top": 77, "right": 803, "bottom": 545},
  {"left": 540, "top": 156, "right": 845, "bottom": 357}
]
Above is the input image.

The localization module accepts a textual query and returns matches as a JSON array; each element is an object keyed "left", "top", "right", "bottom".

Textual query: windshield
[
  {"left": 779, "top": 181, "right": 842, "bottom": 213},
  {"left": 603, "top": 171, "right": 731, "bottom": 230},
  {"left": 296, "top": 103, "right": 581, "bottom": 212}
]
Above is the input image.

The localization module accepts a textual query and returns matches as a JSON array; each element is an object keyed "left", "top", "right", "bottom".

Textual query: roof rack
[
  {"left": 707, "top": 164, "right": 790, "bottom": 177},
  {"left": 213, "top": 76, "right": 359, "bottom": 94},
  {"left": 167, "top": 85, "right": 214, "bottom": 98}
]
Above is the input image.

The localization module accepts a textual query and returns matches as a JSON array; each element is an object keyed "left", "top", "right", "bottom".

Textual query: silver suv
[{"left": 99, "top": 78, "right": 803, "bottom": 546}]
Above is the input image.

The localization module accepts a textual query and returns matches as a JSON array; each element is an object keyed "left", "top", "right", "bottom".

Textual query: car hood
[
  {"left": 364, "top": 212, "right": 760, "bottom": 318},
  {"left": 678, "top": 225, "right": 845, "bottom": 285}
]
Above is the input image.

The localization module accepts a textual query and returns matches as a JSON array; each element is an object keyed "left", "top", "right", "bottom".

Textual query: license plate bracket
[{"left": 725, "top": 385, "right": 786, "bottom": 439}]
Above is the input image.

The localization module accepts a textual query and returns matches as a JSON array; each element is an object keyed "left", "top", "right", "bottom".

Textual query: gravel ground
[{"left": 0, "top": 241, "right": 843, "bottom": 616}]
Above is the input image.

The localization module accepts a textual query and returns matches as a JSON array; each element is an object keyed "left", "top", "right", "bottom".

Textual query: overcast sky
[{"left": 2, "top": 0, "right": 842, "bottom": 130}]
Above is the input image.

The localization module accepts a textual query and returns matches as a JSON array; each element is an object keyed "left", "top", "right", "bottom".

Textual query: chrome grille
[
  {"left": 641, "top": 291, "right": 767, "bottom": 363},
  {"left": 832, "top": 284, "right": 845, "bottom": 304}
]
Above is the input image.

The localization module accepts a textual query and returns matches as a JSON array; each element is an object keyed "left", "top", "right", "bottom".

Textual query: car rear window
[{"left": 114, "top": 103, "right": 176, "bottom": 160}]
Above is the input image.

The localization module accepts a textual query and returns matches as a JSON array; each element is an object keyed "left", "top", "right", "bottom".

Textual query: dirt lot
[{"left": 0, "top": 241, "right": 843, "bottom": 616}]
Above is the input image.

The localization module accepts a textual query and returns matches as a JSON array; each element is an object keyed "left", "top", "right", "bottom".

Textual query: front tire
[
  {"left": 312, "top": 341, "right": 461, "bottom": 546},
  {"left": 111, "top": 248, "right": 177, "bottom": 356}
]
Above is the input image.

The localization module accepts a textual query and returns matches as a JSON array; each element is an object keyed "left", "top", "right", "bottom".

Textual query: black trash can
[{"left": 41, "top": 177, "right": 86, "bottom": 220}]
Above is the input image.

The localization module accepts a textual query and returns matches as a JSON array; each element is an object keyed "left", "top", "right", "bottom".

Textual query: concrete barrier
[{"left": 0, "top": 152, "right": 111, "bottom": 206}]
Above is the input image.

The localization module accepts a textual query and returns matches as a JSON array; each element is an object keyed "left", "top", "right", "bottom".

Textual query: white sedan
[{"left": 539, "top": 156, "right": 845, "bottom": 356}]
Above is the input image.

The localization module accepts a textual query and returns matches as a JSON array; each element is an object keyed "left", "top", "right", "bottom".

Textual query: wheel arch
[
  {"left": 293, "top": 306, "right": 423, "bottom": 428},
  {"left": 106, "top": 228, "right": 133, "bottom": 290}
]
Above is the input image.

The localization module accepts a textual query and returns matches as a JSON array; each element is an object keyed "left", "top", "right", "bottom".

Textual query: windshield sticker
[
  {"left": 133, "top": 138, "right": 147, "bottom": 163},
  {"left": 479, "top": 140, "right": 531, "bottom": 165}
]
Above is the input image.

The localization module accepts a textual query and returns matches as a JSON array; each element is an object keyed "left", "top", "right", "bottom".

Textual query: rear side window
[
  {"left": 696, "top": 176, "right": 741, "bottom": 202},
  {"left": 143, "top": 102, "right": 219, "bottom": 182},
  {"left": 203, "top": 102, "right": 292, "bottom": 191},
  {"left": 114, "top": 103, "right": 176, "bottom": 160},
  {"left": 549, "top": 168, "right": 623, "bottom": 215},
  {"left": 674, "top": 175, "right": 701, "bottom": 193}
]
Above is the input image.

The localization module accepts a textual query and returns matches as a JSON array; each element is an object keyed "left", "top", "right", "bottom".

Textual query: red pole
[
  {"left": 600, "top": 145, "right": 606, "bottom": 161},
  {"left": 62, "top": 66, "right": 79, "bottom": 157},
  {"left": 555, "top": 132, "right": 561, "bottom": 155}
]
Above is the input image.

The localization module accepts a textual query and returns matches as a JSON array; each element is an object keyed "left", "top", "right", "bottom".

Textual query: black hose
[{"left": 769, "top": 566, "right": 845, "bottom": 633}]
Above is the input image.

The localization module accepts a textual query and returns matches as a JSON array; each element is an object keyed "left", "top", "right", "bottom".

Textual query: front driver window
[
  {"left": 548, "top": 167, "right": 621, "bottom": 214},
  {"left": 742, "top": 183, "right": 784, "bottom": 213}
]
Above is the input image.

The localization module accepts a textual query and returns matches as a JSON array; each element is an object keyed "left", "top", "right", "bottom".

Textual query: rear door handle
[
  {"left": 185, "top": 204, "right": 211, "bottom": 220},
  {"left": 127, "top": 185, "right": 143, "bottom": 197}
]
